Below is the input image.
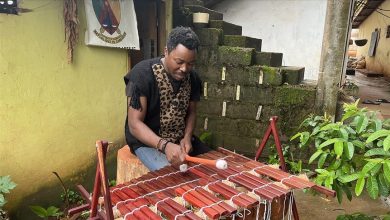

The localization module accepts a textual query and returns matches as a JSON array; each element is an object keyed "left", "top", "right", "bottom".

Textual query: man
[{"left": 124, "top": 26, "right": 210, "bottom": 171}]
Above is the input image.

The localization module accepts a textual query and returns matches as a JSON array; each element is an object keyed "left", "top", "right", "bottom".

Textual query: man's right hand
[{"left": 165, "top": 142, "right": 185, "bottom": 164}]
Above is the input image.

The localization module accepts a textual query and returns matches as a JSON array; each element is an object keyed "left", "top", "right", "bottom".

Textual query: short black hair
[{"left": 166, "top": 26, "right": 200, "bottom": 53}]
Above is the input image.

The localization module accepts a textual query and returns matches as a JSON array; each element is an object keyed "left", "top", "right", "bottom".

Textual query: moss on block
[
  {"left": 274, "top": 84, "right": 316, "bottom": 106},
  {"left": 196, "top": 65, "right": 222, "bottom": 82},
  {"left": 224, "top": 35, "right": 262, "bottom": 51},
  {"left": 254, "top": 52, "right": 283, "bottom": 67},
  {"left": 205, "top": 82, "right": 236, "bottom": 100},
  {"left": 212, "top": 132, "right": 260, "bottom": 157},
  {"left": 197, "top": 99, "right": 223, "bottom": 116},
  {"left": 260, "top": 66, "right": 283, "bottom": 86},
  {"left": 218, "top": 46, "right": 254, "bottom": 66},
  {"left": 239, "top": 86, "right": 275, "bottom": 105},
  {"left": 203, "top": 116, "right": 268, "bottom": 138},
  {"left": 197, "top": 46, "right": 219, "bottom": 65},
  {"left": 226, "top": 102, "right": 280, "bottom": 121},
  {"left": 209, "top": 20, "right": 242, "bottom": 35},
  {"left": 195, "top": 28, "right": 223, "bottom": 47},
  {"left": 280, "top": 66, "right": 305, "bottom": 85}
]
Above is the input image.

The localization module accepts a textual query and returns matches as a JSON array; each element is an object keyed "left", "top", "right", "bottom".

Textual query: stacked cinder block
[{"left": 177, "top": 1, "right": 315, "bottom": 156}]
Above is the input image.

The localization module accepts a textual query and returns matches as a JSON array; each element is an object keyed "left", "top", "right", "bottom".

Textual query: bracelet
[
  {"left": 156, "top": 138, "right": 165, "bottom": 150},
  {"left": 161, "top": 141, "right": 170, "bottom": 154}
]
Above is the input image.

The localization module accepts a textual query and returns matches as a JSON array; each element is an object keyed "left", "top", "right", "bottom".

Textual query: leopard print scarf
[{"left": 152, "top": 63, "right": 191, "bottom": 144}]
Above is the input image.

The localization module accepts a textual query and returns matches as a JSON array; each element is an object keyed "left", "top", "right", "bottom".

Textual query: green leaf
[
  {"left": 318, "top": 152, "right": 328, "bottom": 168},
  {"left": 370, "top": 163, "right": 382, "bottom": 176},
  {"left": 315, "top": 169, "right": 329, "bottom": 175},
  {"left": 0, "top": 176, "right": 17, "bottom": 194},
  {"left": 329, "top": 159, "right": 342, "bottom": 170},
  {"left": 320, "top": 123, "right": 340, "bottom": 131},
  {"left": 300, "top": 132, "right": 310, "bottom": 146},
  {"left": 339, "top": 173, "right": 360, "bottom": 183},
  {"left": 339, "top": 127, "right": 349, "bottom": 140},
  {"left": 355, "top": 176, "right": 365, "bottom": 196},
  {"left": 366, "top": 129, "right": 390, "bottom": 143},
  {"left": 362, "top": 161, "right": 380, "bottom": 175},
  {"left": 378, "top": 174, "right": 390, "bottom": 197},
  {"left": 345, "top": 126, "right": 357, "bottom": 135},
  {"left": 374, "top": 119, "right": 383, "bottom": 130},
  {"left": 356, "top": 115, "right": 369, "bottom": 134},
  {"left": 290, "top": 132, "right": 301, "bottom": 141},
  {"left": 334, "top": 141, "right": 344, "bottom": 157},
  {"left": 46, "top": 206, "right": 61, "bottom": 216},
  {"left": 384, "top": 135, "right": 390, "bottom": 151},
  {"left": 311, "top": 126, "right": 321, "bottom": 135},
  {"left": 366, "top": 176, "right": 379, "bottom": 199},
  {"left": 318, "top": 138, "right": 344, "bottom": 149},
  {"left": 364, "top": 148, "right": 390, "bottom": 157},
  {"left": 0, "top": 194, "right": 6, "bottom": 207},
  {"left": 341, "top": 184, "right": 353, "bottom": 201},
  {"left": 333, "top": 182, "right": 343, "bottom": 203},
  {"left": 352, "top": 140, "right": 365, "bottom": 149},
  {"left": 344, "top": 142, "right": 354, "bottom": 160},
  {"left": 309, "top": 150, "right": 323, "bottom": 164},
  {"left": 384, "top": 161, "right": 390, "bottom": 183},
  {"left": 30, "top": 206, "right": 48, "bottom": 218}
]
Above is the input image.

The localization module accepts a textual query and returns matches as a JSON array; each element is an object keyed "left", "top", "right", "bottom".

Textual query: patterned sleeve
[{"left": 124, "top": 61, "right": 152, "bottom": 110}]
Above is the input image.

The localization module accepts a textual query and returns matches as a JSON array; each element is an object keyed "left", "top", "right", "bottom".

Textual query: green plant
[
  {"left": 266, "top": 144, "right": 305, "bottom": 174},
  {"left": 0, "top": 175, "right": 16, "bottom": 218},
  {"left": 337, "top": 212, "right": 390, "bottom": 220},
  {"left": 29, "top": 206, "right": 63, "bottom": 219},
  {"left": 291, "top": 100, "right": 390, "bottom": 203},
  {"left": 199, "top": 131, "right": 213, "bottom": 146}
]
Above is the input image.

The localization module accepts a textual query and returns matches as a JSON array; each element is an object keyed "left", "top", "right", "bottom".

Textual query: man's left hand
[{"left": 180, "top": 136, "right": 192, "bottom": 154}]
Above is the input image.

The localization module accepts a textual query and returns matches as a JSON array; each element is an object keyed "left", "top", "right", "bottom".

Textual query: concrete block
[
  {"left": 205, "top": 82, "right": 236, "bottom": 100},
  {"left": 224, "top": 35, "right": 262, "bottom": 51},
  {"left": 195, "top": 28, "right": 223, "bottom": 47},
  {"left": 212, "top": 132, "right": 260, "bottom": 157},
  {"left": 260, "top": 66, "right": 283, "bottom": 86},
  {"left": 218, "top": 46, "right": 254, "bottom": 66},
  {"left": 280, "top": 66, "right": 305, "bottom": 85},
  {"left": 274, "top": 84, "right": 316, "bottom": 106},
  {"left": 197, "top": 46, "right": 219, "bottom": 65},
  {"left": 239, "top": 86, "right": 275, "bottom": 105},
  {"left": 195, "top": 65, "right": 222, "bottom": 82},
  {"left": 254, "top": 52, "right": 283, "bottom": 67},
  {"left": 209, "top": 20, "right": 242, "bottom": 35},
  {"left": 116, "top": 146, "right": 149, "bottom": 184}
]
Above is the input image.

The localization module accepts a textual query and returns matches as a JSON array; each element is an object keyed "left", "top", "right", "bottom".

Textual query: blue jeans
[{"left": 134, "top": 146, "right": 170, "bottom": 171}]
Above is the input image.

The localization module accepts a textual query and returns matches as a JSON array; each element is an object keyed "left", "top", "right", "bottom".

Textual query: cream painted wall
[
  {"left": 0, "top": 0, "right": 128, "bottom": 212},
  {"left": 356, "top": 0, "right": 390, "bottom": 78}
]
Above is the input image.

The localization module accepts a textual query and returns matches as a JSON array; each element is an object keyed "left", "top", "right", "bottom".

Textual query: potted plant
[
  {"left": 0, "top": 176, "right": 17, "bottom": 220},
  {"left": 291, "top": 100, "right": 390, "bottom": 203}
]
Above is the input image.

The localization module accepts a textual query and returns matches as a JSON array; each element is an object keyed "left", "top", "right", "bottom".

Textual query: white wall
[{"left": 213, "top": 0, "right": 327, "bottom": 80}]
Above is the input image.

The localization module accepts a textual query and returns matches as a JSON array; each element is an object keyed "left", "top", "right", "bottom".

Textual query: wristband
[
  {"left": 156, "top": 138, "right": 165, "bottom": 150},
  {"left": 161, "top": 141, "right": 170, "bottom": 154}
]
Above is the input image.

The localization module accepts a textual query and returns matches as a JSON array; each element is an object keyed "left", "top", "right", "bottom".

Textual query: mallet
[{"left": 180, "top": 155, "right": 228, "bottom": 172}]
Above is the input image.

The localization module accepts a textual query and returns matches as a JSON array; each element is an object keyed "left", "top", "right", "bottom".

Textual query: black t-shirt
[{"left": 124, "top": 57, "right": 201, "bottom": 152}]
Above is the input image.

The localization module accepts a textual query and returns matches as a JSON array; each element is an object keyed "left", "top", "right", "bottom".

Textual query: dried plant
[{"left": 64, "top": 0, "right": 79, "bottom": 64}]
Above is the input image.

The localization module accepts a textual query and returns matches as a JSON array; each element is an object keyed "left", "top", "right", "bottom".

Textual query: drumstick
[{"left": 185, "top": 155, "right": 228, "bottom": 169}]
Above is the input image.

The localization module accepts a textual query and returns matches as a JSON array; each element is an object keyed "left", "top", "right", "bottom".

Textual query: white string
[
  {"left": 122, "top": 204, "right": 148, "bottom": 219},
  {"left": 287, "top": 190, "right": 294, "bottom": 220},
  {"left": 114, "top": 179, "right": 198, "bottom": 208},
  {"left": 280, "top": 175, "right": 294, "bottom": 185},
  {"left": 174, "top": 210, "right": 192, "bottom": 220}
]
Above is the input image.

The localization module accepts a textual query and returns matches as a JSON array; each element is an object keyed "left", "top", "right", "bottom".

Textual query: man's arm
[
  {"left": 127, "top": 97, "right": 185, "bottom": 163},
  {"left": 180, "top": 101, "right": 197, "bottom": 153}
]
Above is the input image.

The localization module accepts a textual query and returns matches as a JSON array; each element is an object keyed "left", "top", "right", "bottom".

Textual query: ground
[{"left": 297, "top": 70, "right": 390, "bottom": 219}]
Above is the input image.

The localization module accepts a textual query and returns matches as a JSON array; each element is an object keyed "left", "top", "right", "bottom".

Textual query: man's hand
[
  {"left": 165, "top": 142, "right": 186, "bottom": 164},
  {"left": 180, "top": 136, "right": 192, "bottom": 154}
]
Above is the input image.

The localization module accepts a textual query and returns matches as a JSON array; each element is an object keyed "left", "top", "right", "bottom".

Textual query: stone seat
[{"left": 116, "top": 145, "right": 149, "bottom": 185}]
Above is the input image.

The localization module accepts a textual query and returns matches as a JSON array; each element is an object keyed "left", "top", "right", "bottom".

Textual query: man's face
[{"left": 164, "top": 44, "right": 196, "bottom": 81}]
